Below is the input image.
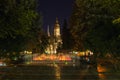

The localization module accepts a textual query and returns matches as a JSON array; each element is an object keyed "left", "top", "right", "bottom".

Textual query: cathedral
[{"left": 45, "top": 18, "right": 62, "bottom": 54}]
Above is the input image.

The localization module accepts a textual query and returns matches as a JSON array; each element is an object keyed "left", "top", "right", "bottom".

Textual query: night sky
[{"left": 38, "top": 0, "right": 74, "bottom": 31}]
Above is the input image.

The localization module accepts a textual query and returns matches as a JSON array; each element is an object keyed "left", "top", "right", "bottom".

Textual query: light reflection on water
[
  {"left": 2, "top": 63, "right": 120, "bottom": 80},
  {"left": 98, "top": 73, "right": 106, "bottom": 79},
  {"left": 97, "top": 64, "right": 107, "bottom": 79},
  {"left": 54, "top": 64, "right": 61, "bottom": 80},
  {"left": 97, "top": 64, "right": 107, "bottom": 73}
]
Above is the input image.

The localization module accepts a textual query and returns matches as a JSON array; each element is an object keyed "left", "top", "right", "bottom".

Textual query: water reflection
[
  {"left": 0, "top": 64, "right": 99, "bottom": 80},
  {"left": 98, "top": 73, "right": 106, "bottom": 79},
  {"left": 97, "top": 64, "right": 107, "bottom": 72},
  {"left": 97, "top": 64, "right": 120, "bottom": 80},
  {"left": 97, "top": 64, "right": 107, "bottom": 79},
  {"left": 1, "top": 63, "right": 119, "bottom": 80},
  {"left": 54, "top": 64, "right": 61, "bottom": 80}
]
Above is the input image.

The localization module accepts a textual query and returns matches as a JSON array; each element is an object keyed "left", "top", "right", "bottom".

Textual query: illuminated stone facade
[{"left": 45, "top": 18, "right": 62, "bottom": 54}]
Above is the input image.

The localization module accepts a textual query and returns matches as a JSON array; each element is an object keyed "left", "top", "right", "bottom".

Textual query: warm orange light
[
  {"left": 33, "top": 54, "right": 72, "bottom": 61},
  {"left": 97, "top": 64, "right": 107, "bottom": 72},
  {"left": 97, "top": 64, "right": 107, "bottom": 79},
  {"left": 98, "top": 73, "right": 106, "bottom": 79}
]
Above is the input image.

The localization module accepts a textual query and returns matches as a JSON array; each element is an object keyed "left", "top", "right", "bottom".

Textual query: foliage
[
  {"left": 70, "top": 0, "right": 93, "bottom": 51},
  {"left": 39, "top": 33, "right": 49, "bottom": 53},
  {"left": 0, "top": 0, "right": 37, "bottom": 37},
  {"left": 61, "top": 19, "right": 73, "bottom": 50},
  {"left": 70, "top": 0, "right": 120, "bottom": 56},
  {"left": 113, "top": 18, "right": 120, "bottom": 24},
  {"left": 0, "top": 0, "right": 42, "bottom": 59}
]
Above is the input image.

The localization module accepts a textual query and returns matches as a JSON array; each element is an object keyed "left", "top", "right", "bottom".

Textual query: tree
[
  {"left": 70, "top": 0, "right": 120, "bottom": 56},
  {"left": 61, "top": 19, "right": 73, "bottom": 51},
  {"left": 113, "top": 18, "right": 120, "bottom": 24},
  {"left": 70, "top": 0, "right": 93, "bottom": 51},
  {"left": 0, "top": 0, "right": 42, "bottom": 59},
  {"left": 0, "top": 0, "right": 37, "bottom": 37}
]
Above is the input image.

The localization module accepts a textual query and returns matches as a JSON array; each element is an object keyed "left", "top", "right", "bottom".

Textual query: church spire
[
  {"left": 47, "top": 25, "right": 50, "bottom": 37},
  {"left": 54, "top": 17, "right": 60, "bottom": 37},
  {"left": 56, "top": 17, "right": 59, "bottom": 24}
]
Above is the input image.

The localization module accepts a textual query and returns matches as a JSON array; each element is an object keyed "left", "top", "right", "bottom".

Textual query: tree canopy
[
  {"left": 70, "top": 0, "right": 120, "bottom": 56},
  {"left": 61, "top": 19, "right": 73, "bottom": 51},
  {"left": 0, "top": 0, "right": 37, "bottom": 37},
  {"left": 0, "top": 0, "right": 43, "bottom": 58}
]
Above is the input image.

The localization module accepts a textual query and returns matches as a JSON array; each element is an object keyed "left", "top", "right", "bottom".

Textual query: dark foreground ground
[{"left": 0, "top": 62, "right": 120, "bottom": 80}]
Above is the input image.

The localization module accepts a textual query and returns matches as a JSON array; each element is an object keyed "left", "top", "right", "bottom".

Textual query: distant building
[{"left": 45, "top": 18, "right": 62, "bottom": 54}]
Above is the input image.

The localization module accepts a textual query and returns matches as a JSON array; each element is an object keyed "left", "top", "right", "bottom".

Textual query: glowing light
[
  {"left": 55, "top": 64, "right": 61, "bottom": 80},
  {"left": 98, "top": 73, "right": 106, "bottom": 79},
  {"left": 0, "top": 61, "right": 6, "bottom": 66},
  {"left": 65, "top": 62, "right": 68, "bottom": 65},
  {"left": 97, "top": 64, "right": 107, "bottom": 72},
  {"left": 97, "top": 64, "right": 107, "bottom": 79},
  {"left": 26, "top": 62, "right": 30, "bottom": 64},
  {"left": 33, "top": 54, "right": 72, "bottom": 61}
]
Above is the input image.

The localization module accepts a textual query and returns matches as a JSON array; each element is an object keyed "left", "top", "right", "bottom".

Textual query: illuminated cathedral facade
[{"left": 45, "top": 18, "right": 62, "bottom": 54}]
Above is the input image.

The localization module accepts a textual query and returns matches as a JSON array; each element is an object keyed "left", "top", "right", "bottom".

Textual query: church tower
[
  {"left": 45, "top": 18, "right": 62, "bottom": 54},
  {"left": 54, "top": 18, "right": 62, "bottom": 43},
  {"left": 53, "top": 18, "right": 62, "bottom": 53},
  {"left": 47, "top": 25, "right": 50, "bottom": 37},
  {"left": 54, "top": 18, "right": 60, "bottom": 37}
]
